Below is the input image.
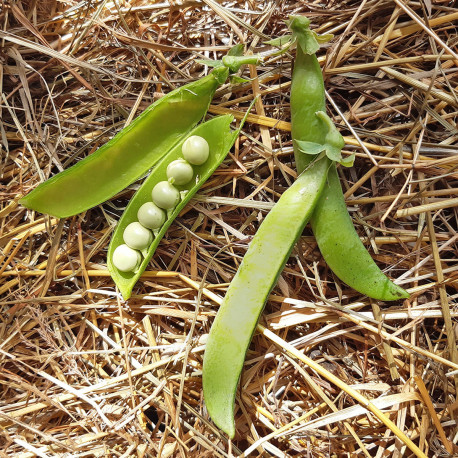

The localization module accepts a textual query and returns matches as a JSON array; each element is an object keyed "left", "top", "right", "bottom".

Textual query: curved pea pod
[
  {"left": 108, "top": 114, "right": 236, "bottom": 300},
  {"left": 19, "top": 67, "right": 229, "bottom": 218},
  {"left": 202, "top": 157, "right": 330, "bottom": 438},
  {"left": 311, "top": 165, "right": 409, "bottom": 301}
]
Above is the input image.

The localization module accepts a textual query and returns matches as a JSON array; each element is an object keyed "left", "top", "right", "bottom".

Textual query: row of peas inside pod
[{"left": 112, "top": 135, "right": 210, "bottom": 272}]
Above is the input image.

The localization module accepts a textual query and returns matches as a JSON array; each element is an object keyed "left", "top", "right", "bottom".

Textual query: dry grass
[{"left": 1, "top": 0, "right": 457, "bottom": 456}]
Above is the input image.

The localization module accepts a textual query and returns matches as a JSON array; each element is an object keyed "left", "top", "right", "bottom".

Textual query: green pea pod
[
  {"left": 202, "top": 157, "right": 330, "bottom": 438},
  {"left": 289, "top": 16, "right": 408, "bottom": 301},
  {"left": 19, "top": 67, "right": 229, "bottom": 218},
  {"left": 108, "top": 114, "right": 236, "bottom": 300},
  {"left": 311, "top": 166, "right": 409, "bottom": 300}
]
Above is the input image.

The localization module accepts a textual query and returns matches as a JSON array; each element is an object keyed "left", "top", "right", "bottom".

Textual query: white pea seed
[
  {"left": 123, "top": 222, "right": 153, "bottom": 250},
  {"left": 152, "top": 181, "right": 180, "bottom": 209},
  {"left": 137, "top": 202, "right": 165, "bottom": 229},
  {"left": 182, "top": 135, "right": 209, "bottom": 165},
  {"left": 112, "top": 244, "right": 141, "bottom": 272},
  {"left": 166, "top": 159, "right": 194, "bottom": 185}
]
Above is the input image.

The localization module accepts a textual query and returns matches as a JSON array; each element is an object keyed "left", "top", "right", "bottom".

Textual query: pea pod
[
  {"left": 202, "top": 157, "right": 330, "bottom": 438},
  {"left": 288, "top": 16, "right": 408, "bottom": 301},
  {"left": 203, "top": 18, "right": 334, "bottom": 437},
  {"left": 290, "top": 42, "right": 326, "bottom": 173},
  {"left": 310, "top": 166, "right": 409, "bottom": 300},
  {"left": 19, "top": 67, "right": 229, "bottom": 218},
  {"left": 108, "top": 115, "right": 236, "bottom": 300}
]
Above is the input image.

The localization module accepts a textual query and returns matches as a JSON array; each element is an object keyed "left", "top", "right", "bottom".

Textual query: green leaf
[
  {"left": 315, "top": 111, "right": 345, "bottom": 151},
  {"left": 312, "top": 111, "right": 349, "bottom": 164},
  {"left": 296, "top": 112, "right": 353, "bottom": 167},
  {"left": 269, "top": 39, "right": 295, "bottom": 56},
  {"left": 340, "top": 153, "right": 355, "bottom": 167},
  {"left": 286, "top": 16, "right": 334, "bottom": 55},
  {"left": 286, "top": 16, "right": 311, "bottom": 34},
  {"left": 325, "top": 145, "right": 342, "bottom": 162},
  {"left": 296, "top": 32, "right": 320, "bottom": 55},
  {"left": 228, "top": 43, "right": 244, "bottom": 56},
  {"left": 264, "top": 35, "right": 292, "bottom": 47},
  {"left": 229, "top": 75, "right": 251, "bottom": 84},
  {"left": 286, "top": 16, "right": 319, "bottom": 55},
  {"left": 313, "top": 31, "right": 334, "bottom": 44},
  {"left": 295, "top": 139, "right": 326, "bottom": 156},
  {"left": 196, "top": 59, "right": 223, "bottom": 68}
]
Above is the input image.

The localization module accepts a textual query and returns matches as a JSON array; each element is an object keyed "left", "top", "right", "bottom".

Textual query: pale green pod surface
[
  {"left": 203, "top": 158, "right": 330, "bottom": 438},
  {"left": 311, "top": 165, "right": 409, "bottom": 301},
  {"left": 108, "top": 115, "right": 238, "bottom": 300}
]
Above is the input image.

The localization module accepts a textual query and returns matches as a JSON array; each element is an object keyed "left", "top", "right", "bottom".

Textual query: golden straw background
[{"left": 1, "top": 1, "right": 457, "bottom": 456}]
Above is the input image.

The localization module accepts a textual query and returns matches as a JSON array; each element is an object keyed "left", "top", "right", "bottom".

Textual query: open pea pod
[
  {"left": 20, "top": 67, "right": 229, "bottom": 218},
  {"left": 108, "top": 114, "right": 236, "bottom": 300}
]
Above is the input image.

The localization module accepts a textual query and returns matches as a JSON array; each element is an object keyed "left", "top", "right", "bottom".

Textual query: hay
[{"left": 1, "top": 0, "right": 457, "bottom": 456}]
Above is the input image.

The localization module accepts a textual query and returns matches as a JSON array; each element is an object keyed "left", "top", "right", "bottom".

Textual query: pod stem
[{"left": 221, "top": 55, "right": 263, "bottom": 72}]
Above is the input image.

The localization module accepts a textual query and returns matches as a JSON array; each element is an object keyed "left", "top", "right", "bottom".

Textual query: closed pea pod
[
  {"left": 310, "top": 167, "right": 409, "bottom": 300},
  {"left": 108, "top": 114, "right": 239, "bottom": 300},
  {"left": 19, "top": 66, "right": 229, "bottom": 218},
  {"left": 203, "top": 17, "right": 333, "bottom": 437},
  {"left": 289, "top": 18, "right": 327, "bottom": 174},
  {"left": 203, "top": 158, "right": 329, "bottom": 437}
]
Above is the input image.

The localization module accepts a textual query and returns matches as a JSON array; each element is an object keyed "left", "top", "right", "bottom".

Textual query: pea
[
  {"left": 166, "top": 159, "right": 194, "bottom": 185},
  {"left": 123, "top": 222, "right": 153, "bottom": 251},
  {"left": 137, "top": 202, "right": 166, "bottom": 230},
  {"left": 151, "top": 181, "right": 180, "bottom": 210},
  {"left": 112, "top": 244, "right": 141, "bottom": 272},
  {"left": 182, "top": 135, "right": 210, "bottom": 165}
]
